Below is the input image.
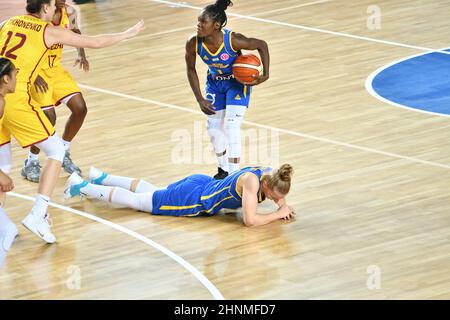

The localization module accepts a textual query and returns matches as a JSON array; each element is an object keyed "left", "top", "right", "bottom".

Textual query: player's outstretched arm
[{"left": 44, "top": 20, "right": 145, "bottom": 49}]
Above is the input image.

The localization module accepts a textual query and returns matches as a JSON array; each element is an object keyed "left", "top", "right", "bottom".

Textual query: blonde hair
[{"left": 264, "top": 164, "right": 293, "bottom": 194}]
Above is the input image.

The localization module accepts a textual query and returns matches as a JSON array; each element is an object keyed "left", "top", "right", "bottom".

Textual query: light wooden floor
[{"left": 1, "top": 0, "right": 450, "bottom": 299}]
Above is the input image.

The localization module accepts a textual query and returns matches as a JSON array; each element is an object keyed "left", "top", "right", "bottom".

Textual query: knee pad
[
  {"left": 36, "top": 134, "right": 65, "bottom": 162},
  {"left": 206, "top": 117, "right": 223, "bottom": 134},
  {"left": 224, "top": 105, "right": 245, "bottom": 134},
  {"left": 207, "top": 117, "right": 227, "bottom": 153},
  {"left": 136, "top": 192, "right": 153, "bottom": 213}
]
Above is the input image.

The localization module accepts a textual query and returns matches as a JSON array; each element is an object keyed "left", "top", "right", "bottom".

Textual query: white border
[{"left": 365, "top": 48, "right": 450, "bottom": 118}]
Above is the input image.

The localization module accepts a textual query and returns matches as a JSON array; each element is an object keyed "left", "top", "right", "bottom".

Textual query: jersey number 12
[{"left": 0, "top": 31, "right": 27, "bottom": 60}]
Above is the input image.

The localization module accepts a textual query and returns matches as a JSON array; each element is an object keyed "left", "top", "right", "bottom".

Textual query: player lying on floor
[{"left": 64, "top": 164, "right": 296, "bottom": 227}]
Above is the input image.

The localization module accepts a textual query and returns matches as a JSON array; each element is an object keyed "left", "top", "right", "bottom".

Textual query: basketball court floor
[{"left": 0, "top": 0, "right": 449, "bottom": 299}]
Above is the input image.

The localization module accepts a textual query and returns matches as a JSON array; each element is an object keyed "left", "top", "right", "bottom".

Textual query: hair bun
[
  {"left": 277, "top": 164, "right": 293, "bottom": 182},
  {"left": 214, "top": 0, "right": 233, "bottom": 11}
]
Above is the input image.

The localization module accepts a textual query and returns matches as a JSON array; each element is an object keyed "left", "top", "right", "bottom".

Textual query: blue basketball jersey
[
  {"left": 151, "top": 166, "right": 272, "bottom": 217},
  {"left": 200, "top": 166, "right": 272, "bottom": 214},
  {"left": 196, "top": 29, "right": 239, "bottom": 77},
  {"left": 196, "top": 29, "right": 252, "bottom": 111}
]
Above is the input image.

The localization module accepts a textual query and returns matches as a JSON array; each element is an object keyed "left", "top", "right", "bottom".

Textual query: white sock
[
  {"left": 217, "top": 152, "right": 229, "bottom": 172},
  {"left": 110, "top": 188, "right": 153, "bottom": 212},
  {"left": 80, "top": 183, "right": 114, "bottom": 201},
  {"left": 228, "top": 161, "right": 240, "bottom": 173},
  {"left": 28, "top": 151, "right": 39, "bottom": 162},
  {"left": 80, "top": 183, "right": 153, "bottom": 212},
  {"left": 31, "top": 194, "right": 50, "bottom": 218},
  {"left": 101, "top": 174, "right": 158, "bottom": 193},
  {"left": 62, "top": 139, "right": 70, "bottom": 152},
  {"left": 135, "top": 180, "right": 160, "bottom": 193},
  {"left": 101, "top": 174, "right": 133, "bottom": 190}
]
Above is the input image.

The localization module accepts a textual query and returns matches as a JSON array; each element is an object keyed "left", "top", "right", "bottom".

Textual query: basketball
[{"left": 232, "top": 54, "right": 263, "bottom": 84}]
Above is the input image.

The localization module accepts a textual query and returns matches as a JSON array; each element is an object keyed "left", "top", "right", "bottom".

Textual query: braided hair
[{"left": 204, "top": 0, "right": 233, "bottom": 28}]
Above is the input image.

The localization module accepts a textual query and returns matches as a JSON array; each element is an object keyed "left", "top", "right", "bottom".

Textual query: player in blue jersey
[
  {"left": 185, "top": 0, "right": 270, "bottom": 179},
  {"left": 64, "top": 164, "right": 295, "bottom": 227}
]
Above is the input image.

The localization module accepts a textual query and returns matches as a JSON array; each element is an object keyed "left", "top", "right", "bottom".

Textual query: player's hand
[
  {"left": 0, "top": 171, "right": 14, "bottom": 192},
  {"left": 277, "top": 204, "right": 295, "bottom": 221},
  {"left": 74, "top": 55, "right": 90, "bottom": 72},
  {"left": 124, "top": 20, "right": 145, "bottom": 39},
  {"left": 247, "top": 74, "right": 269, "bottom": 86},
  {"left": 198, "top": 98, "right": 216, "bottom": 115},
  {"left": 34, "top": 75, "right": 49, "bottom": 94}
]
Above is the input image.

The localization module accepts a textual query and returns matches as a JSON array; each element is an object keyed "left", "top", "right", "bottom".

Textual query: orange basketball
[{"left": 232, "top": 54, "right": 262, "bottom": 84}]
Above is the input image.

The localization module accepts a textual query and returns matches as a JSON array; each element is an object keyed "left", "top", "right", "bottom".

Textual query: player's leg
[
  {"left": 4, "top": 93, "right": 64, "bottom": 243},
  {"left": 23, "top": 107, "right": 56, "bottom": 183},
  {"left": 88, "top": 166, "right": 161, "bottom": 193},
  {"left": 65, "top": 173, "right": 155, "bottom": 213},
  {"left": 22, "top": 75, "right": 55, "bottom": 183},
  {"left": 205, "top": 79, "right": 228, "bottom": 179},
  {"left": 21, "top": 133, "right": 65, "bottom": 244},
  {"left": 0, "top": 205, "right": 18, "bottom": 267},
  {"left": 52, "top": 69, "right": 84, "bottom": 175},
  {"left": 0, "top": 135, "right": 19, "bottom": 265},
  {"left": 224, "top": 83, "right": 251, "bottom": 173}
]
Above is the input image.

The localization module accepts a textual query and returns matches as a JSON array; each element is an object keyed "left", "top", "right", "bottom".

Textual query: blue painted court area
[{"left": 372, "top": 48, "right": 450, "bottom": 115}]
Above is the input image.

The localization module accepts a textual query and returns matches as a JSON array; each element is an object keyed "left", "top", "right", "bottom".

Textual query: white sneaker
[
  {"left": 21, "top": 212, "right": 56, "bottom": 244},
  {"left": 89, "top": 166, "right": 107, "bottom": 185}
]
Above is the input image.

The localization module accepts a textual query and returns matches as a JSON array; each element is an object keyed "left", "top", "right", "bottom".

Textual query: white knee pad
[
  {"left": 206, "top": 110, "right": 227, "bottom": 153},
  {"left": 35, "top": 134, "right": 65, "bottom": 162},
  {"left": 135, "top": 192, "right": 154, "bottom": 213},
  {"left": 225, "top": 105, "right": 246, "bottom": 158},
  {"left": 0, "top": 143, "right": 12, "bottom": 174}
]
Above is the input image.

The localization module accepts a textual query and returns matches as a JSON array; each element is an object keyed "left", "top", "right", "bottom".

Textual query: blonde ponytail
[{"left": 265, "top": 164, "right": 293, "bottom": 194}]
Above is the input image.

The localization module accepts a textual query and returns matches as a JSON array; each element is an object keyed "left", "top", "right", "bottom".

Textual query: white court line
[
  {"left": 365, "top": 47, "right": 450, "bottom": 119},
  {"left": 78, "top": 83, "right": 450, "bottom": 170},
  {"left": 239, "top": 0, "right": 332, "bottom": 16},
  {"left": 8, "top": 191, "right": 225, "bottom": 300},
  {"left": 151, "top": 0, "right": 450, "bottom": 56}
]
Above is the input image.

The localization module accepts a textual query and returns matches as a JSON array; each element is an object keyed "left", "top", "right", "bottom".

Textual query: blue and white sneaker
[
  {"left": 64, "top": 172, "right": 89, "bottom": 199},
  {"left": 89, "top": 166, "right": 108, "bottom": 185}
]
